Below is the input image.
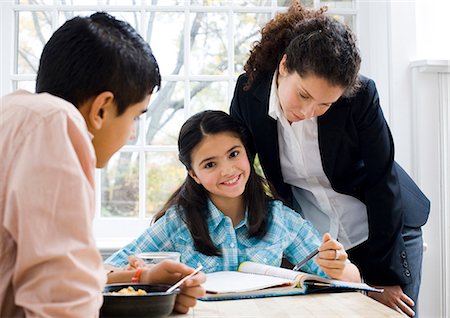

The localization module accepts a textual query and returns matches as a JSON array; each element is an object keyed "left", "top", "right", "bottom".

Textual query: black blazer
[{"left": 230, "top": 73, "right": 430, "bottom": 286}]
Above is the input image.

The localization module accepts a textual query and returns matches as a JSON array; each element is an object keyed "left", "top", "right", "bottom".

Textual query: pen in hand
[
  {"left": 292, "top": 249, "right": 319, "bottom": 271},
  {"left": 166, "top": 264, "right": 203, "bottom": 293}
]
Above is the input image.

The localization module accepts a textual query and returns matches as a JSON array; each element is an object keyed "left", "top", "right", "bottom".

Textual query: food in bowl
[
  {"left": 107, "top": 286, "right": 147, "bottom": 295},
  {"left": 100, "top": 283, "right": 180, "bottom": 318}
]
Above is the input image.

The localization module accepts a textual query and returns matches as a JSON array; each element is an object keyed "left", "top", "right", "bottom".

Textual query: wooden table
[{"left": 171, "top": 292, "right": 402, "bottom": 317}]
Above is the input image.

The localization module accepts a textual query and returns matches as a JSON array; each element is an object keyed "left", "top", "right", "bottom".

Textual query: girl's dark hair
[
  {"left": 244, "top": 0, "right": 361, "bottom": 97},
  {"left": 154, "top": 110, "right": 277, "bottom": 256},
  {"left": 36, "top": 12, "right": 161, "bottom": 115}
]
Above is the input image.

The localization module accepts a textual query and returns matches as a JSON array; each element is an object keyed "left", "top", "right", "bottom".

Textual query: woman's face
[{"left": 277, "top": 55, "right": 345, "bottom": 123}]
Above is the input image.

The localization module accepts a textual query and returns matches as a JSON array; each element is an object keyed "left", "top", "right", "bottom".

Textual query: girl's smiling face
[{"left": 188, "top": 132, "right": 250, "bottom": 209}]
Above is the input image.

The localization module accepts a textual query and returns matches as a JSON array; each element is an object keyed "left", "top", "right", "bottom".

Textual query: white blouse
[{"left": 268, "top": 73, "right": 369, "bottom": 250}]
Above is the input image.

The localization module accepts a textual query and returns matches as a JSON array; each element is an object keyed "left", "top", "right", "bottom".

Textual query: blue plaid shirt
[{"left": 105, "top": 200, "right": 326, "bottom": 277}]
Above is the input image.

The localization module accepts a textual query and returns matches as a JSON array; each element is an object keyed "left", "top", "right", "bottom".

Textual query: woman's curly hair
[{"left": 243, "top": 0, "right": 361, "bottom": 97}]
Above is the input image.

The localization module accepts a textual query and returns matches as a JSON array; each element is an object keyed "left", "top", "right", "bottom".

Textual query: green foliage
[
  {"left": 101, "top": 153, "right": 139, "bottom": 217},
  {"left": 146, "top": 155, "right": 186, "bottom": 217}
]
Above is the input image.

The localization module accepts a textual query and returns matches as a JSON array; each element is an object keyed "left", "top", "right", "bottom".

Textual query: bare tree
[{"left": 17, "top": 0, "right": 280, "bottom": 216}]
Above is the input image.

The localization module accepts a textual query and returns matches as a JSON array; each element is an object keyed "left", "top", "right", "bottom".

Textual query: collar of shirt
[
  {"left": 206, "top": 199, "right": 249, "bottom": 232},
  {"left": 268, "top": 71, "right": 283, "bottom": 121},
  {"left": 15, "top": 90, "right": 95, "bottom": 141}
]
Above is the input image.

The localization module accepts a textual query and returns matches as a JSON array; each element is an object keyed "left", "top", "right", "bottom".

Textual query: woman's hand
[
  {"left": 368, "top": 285, "right": 415, "bottom": 317},
  {"left": 315, "top": 233, "right": 360, "bottom": 282},
  {"left": 140, "top": 260, "right": 206, "bottom": 314}
]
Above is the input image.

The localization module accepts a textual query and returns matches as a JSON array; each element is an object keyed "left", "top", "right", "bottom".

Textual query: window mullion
[
  {"left": 183, "top": 4, "right": 190, "bottom": 120},
  {"left": 7, "top": 0, "right": 362, "bottom": 247},
  {"left": 226, "top": 4, "right": 233, "bottom": 106},
  {"left": 1, "top": 0, "right": 15, "bottom": 96},
  {"left": 139, "top": 150, "right": 146, "bottom": 219}
]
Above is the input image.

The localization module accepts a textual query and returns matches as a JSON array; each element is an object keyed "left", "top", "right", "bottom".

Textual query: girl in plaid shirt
[{"left": 105, "top": 110, "right": 360, "bottom": 283}]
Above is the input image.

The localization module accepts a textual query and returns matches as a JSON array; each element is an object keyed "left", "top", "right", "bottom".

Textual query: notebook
[{"left": 200, "top": 261, "right": 383, "bottom": 301}]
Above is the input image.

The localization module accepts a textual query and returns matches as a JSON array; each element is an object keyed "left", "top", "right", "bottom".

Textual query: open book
[{"left": 200, "top": 261, "right": 383, "bottom": 301}]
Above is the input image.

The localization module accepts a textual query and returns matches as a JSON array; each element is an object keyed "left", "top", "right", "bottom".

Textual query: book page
[
  {"left": 239, "top": 261, "right": 309, "bottom": 283},
  {"left": 238, "top": 262, "right": 382, "bottom": 293},
  {"left": 203, "top": 271, "right": 294, "bottom": 294}
]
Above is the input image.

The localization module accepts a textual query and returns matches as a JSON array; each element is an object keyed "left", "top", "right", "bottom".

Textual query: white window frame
[{"left": 1, "top": 0, "right": 367, "bottom": 249}]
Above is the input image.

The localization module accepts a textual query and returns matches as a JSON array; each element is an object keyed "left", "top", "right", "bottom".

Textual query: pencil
[
  {"left": 292, "top": 249, "right": 319, "bottom": 271},
  {"left": 166, "top": 264, "right": 203, "bottom": 293}
]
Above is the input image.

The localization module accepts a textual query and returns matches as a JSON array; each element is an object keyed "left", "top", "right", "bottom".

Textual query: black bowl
[{"left": 100, "top": 283, "right": 180, "bottom": 318}]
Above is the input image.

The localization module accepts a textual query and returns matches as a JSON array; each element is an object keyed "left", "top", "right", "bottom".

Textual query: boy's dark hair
[
  {"left": 36, "top": 12, "right": 161, "bottom": 115},
  {"left": 154, "top": 110, "right": 277, "bottom": 256},
  {"left": 244, "top": 0, "right": 361, "bottom": 97}
]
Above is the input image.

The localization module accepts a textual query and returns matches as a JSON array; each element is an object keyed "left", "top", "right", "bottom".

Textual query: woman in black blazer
[{"left": 230, "top": 2, "right": 429, "bottom": 317}]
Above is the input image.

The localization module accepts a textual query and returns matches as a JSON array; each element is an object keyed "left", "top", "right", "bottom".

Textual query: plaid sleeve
[
  {"left": 279, "top": 204, "right": 327, "bottom": 278},
  {"left": 104, "top": 207, "right": 181, "bottom": 268}
]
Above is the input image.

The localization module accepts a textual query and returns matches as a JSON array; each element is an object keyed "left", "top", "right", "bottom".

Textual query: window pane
[
  {"left": 60, "top": 0, "right": 142, "bottom": 5},
  {"left": 146, "top": 152, "right": 185, "bottom": 217},
  {"left": 17, "top": 11, "right": 52, "bottom": 74},
  {"left": 101, "top": 152, "right": 139, "bottom": 218},
  {"left": 320, "top": 0, "right": 354, "bottom": 9},
  {"left": 16, "top": 81, "right": 36, "bottom": 92},
  {"left": 190, "top": 81, "right": 228, "bottom": 113},
  {"left": 233, "top": 0, "right": 272, "bottom": 6},
  {"left": 190, "top": 0, "right": 227, "bottom": 5},
  {"left": 58, "top": 11, "right": 140, "bottom": 32},
  {"left": 58, "top": 11, "right": 95, "bottom": 26},
  {"left": 18, "top": 0, "right": 52, "bottom": 4},
  {"left": 190, "top": 12, "right": 228, "bottom": 75},
  {"left": 146, "top": 81, "right": 185, "bottom": 145},
  {"left": 147, "top": 12, "right": 185, "bottom": 76},
  {"left": 142, "top": 0, "right": 184, "bottom": 5},
  {"left": 332, "top": 14, "right": 355, "bottom": 31},
  {"left": 234, "top": 12, "right": 272, "bottom": 75},
  {"left": 278, "top": 0, "right": 311, "bottom": 7}
]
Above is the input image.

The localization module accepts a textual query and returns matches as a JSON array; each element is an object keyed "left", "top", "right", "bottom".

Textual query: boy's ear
[
  {"left": 85, "top": 91, "right": 115, "bottom": 130},
  {"left": 188, "top": 170, "right": 201, "bottom": 184}
]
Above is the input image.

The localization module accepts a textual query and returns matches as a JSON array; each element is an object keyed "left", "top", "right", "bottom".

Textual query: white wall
[
  {"left": 412, "top": 61, "right": 450, "bottom": 318},
  {"left": 416, "top": 0, "right": 450, "bottom": 60},
  {"left": 413, "top": 2, "right": 450, "bottom": 318},
  {"left": 361, "top": 1, "right": 449, "bottom": 317},
  {"left": 414, "top": 1, "right": 450, "bottom": 317},
  {"left": 381, "top": 1, "right": 450, "bottom": 317}
]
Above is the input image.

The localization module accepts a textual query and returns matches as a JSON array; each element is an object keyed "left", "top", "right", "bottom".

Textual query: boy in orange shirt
[{"left": 0, "top": 12, "right": 204, "bottom": 317}]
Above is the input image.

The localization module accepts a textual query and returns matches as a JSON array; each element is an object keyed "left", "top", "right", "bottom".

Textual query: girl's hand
[
  {"left": 140, "top": 260, "right": 206, "bottom": 314},
  {"left": 174, "top": 273, "right": 206, "bottom": 314},
  {"left": 123, "top": 255, "right": 146, "bottom": 270},
  {"left": 315, "top": 233, "right": 360, "bottom": 282}
]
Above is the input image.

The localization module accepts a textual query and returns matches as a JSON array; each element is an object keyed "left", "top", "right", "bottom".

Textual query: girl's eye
[
  {"left": 204, "top": 162, "right": 215, "bottom": 169},
  {"left": 230, "top": 150, "right": 239, "bottom": 158}
]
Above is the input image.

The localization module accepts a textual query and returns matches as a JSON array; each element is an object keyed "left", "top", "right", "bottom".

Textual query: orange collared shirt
[{"left": 0, "top": 90, "right": 106, "bottom": 317}]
